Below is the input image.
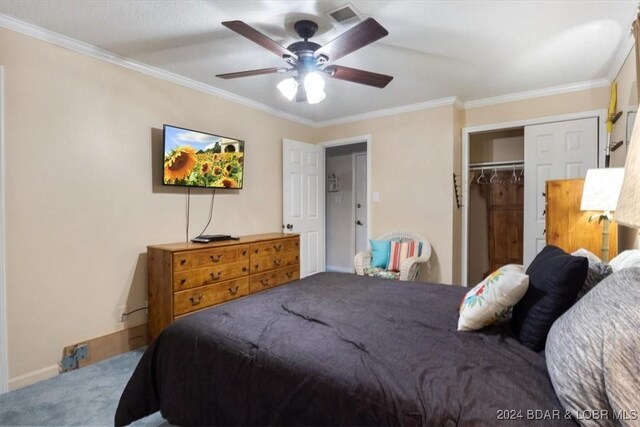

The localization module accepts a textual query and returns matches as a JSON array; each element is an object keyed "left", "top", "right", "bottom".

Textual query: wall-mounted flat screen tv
[{"left": 163, "top": 124, "right": 244, "bottom": 189}]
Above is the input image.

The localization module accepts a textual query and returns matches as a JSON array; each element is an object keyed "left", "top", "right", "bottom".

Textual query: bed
[{"left": 115, "top": 272, "right": 574, "bottom": 426}]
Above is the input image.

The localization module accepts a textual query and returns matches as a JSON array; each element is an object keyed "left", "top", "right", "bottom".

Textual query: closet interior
[{"left": 467, "top": 128, "right": 525, "bottom": 285}]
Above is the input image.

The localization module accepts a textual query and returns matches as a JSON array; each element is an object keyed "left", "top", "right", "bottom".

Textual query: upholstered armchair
[{"left": 354, "top": 231, "right": 432, "bottom": 281}]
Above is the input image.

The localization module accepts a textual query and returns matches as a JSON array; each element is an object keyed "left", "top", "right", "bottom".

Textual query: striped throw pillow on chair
[{"left": 387, "top": 240, "right": 418, "bottom": 272}]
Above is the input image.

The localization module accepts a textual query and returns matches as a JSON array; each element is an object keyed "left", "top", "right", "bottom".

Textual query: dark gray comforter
[{"left": 115, "top": 272, "right": 573, "bottom": 426}]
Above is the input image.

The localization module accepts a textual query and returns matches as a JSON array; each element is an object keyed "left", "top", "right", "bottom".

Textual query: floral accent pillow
[{"left": 458, "top": 264, "right": 529, "bottom": 331}]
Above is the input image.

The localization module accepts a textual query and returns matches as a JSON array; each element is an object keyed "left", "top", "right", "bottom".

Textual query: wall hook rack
[{"left": 453, "top": 173, "right": 462, "bottom": 209}]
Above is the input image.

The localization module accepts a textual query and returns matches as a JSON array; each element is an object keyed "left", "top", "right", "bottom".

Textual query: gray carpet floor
[{"left": 0, "top": 347, "right": 167, "bottom": 426}]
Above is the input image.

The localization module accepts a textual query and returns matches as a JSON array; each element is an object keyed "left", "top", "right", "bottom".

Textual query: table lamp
[
  {"left": 580, "top": 168, "right": 625, "bottom": 262},
  {"left": 616, "top": 108, "right": 640, "bottom": 231}
]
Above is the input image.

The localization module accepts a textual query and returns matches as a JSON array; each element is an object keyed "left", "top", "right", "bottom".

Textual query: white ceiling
[{"left": 0, "top": 0, "right": 638, "bottom": 125}]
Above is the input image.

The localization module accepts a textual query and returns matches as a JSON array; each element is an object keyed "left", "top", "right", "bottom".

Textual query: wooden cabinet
[
  {"left": 487, "top": 177, "right": 524, "bottom": 273},
  {"left": 148, "top": 233, "right": 300, "bottom": 340},
  {"left": 546, "top": 179, "right": 618, "bottom": 258}
]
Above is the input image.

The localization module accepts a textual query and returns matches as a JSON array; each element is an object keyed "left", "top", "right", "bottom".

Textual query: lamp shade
[
  {"left": 277, "top": 77, "right": 298, "bottom": 101},
  {"left": 304, "top": 72, "right": 326, "bottom": 104},
  {"left": 580, "top": 168, "right": 625, "bottom": 212},
  {"left": 616, "top": 107, "right": 640, "bottom": 228}
]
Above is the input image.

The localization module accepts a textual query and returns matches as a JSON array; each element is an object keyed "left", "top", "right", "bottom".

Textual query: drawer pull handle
[
  {"left": 254, "top": 249, "right": 259, "bottom": 254},
  {"left": 242, "top": 266, "right": 247, "bottom": 272},
  {"left": 273, "top": 244, "right": 282, "bottom": 251},
  {"left": 210, "top": 254, "right": 222, "bottom": 263},
  {"left": 286, "top": 272, "right": 293, "bottom": 279},
  {"left": 180, "top": 259, "right": 187, "bottom": 265},
  {"left": 228, "top": 286, "right": 239, "bottom": 296},
  {"left": 260, "top": 278, "right": 270, "bottom": 286},
  {"left": 180, "top": 278, "right": 187, "bottom": 286},
  {"left": 242, "top": 250, "right": 247, "bottom": 256},
  {"left": 189, "top": 295, "right": 203, "bottom": 305},
  {"left": 273, "top": 259, "right": 282, "bottom": 267},
  {"left": 254, "top": 264, "right": 259, "bottom": 270},
  {"left": 210, "top": 272, "right": 222, "bottom": 281}
]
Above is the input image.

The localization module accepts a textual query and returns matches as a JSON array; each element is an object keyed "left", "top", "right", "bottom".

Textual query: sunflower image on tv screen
[{"left": 163, "top": 125, "right": 244, "bottom": 189}]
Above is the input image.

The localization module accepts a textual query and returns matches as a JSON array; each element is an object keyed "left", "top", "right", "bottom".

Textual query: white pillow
[
  {"left": 458, "top": 264, "right": 529, "bottom": 331},
  {"left": 609, "top": 250, "right": 640, "bottom": 272}
]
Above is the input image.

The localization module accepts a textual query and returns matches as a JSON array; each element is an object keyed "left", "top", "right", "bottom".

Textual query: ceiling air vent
[{"left": 327, "top": 4, "right": 361, "bottom": 24}]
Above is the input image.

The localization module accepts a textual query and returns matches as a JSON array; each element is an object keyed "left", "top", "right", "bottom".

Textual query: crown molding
[
  {"left": 607, "top": 28, "right": 635, "bottom": 81},
  {"left": 314, "top": 96, "right": 461, "bottom": 127},
  {"left": 0, "top": 14, "right": 316, "bottom": 127},
  {"left": 463, "top": 78, "right": 611, "bottom": 109}
]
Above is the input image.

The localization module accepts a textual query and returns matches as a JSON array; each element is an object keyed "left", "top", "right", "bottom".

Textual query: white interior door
[
  {"left": 0, "top": 66, "right": 7, "bottom": 393},
  {"left": 283, "top": 139, "right": 325, "bottom": 278},
  {"left": 523, "top": 117, "right": 598, "bottom": 266},
  {"left": 354, "top": 153, "right": 367, "bottom": 254}
]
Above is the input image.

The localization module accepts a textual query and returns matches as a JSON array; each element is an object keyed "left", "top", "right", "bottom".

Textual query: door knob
[
  {"left": 356, "top": 203, "right": 362, "bottom": 208},
  {"left": 286, "top": 224, "right": 293, "bottom": 230},
  {"left": 356, "top": 220, "right": 363, "bottom": 225}
]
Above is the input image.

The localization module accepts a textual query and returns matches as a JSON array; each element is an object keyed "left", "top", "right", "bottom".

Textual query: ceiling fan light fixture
[
  {"left": 304, "top": 72, "right": 326, "bottom": 104},
  {"left": 277, "top": 77, "right": 298, "bottom": 101}
]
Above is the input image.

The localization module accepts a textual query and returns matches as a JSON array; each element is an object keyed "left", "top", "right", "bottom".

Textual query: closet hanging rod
[{"left": 469, "top": 160, "right": 524, "bottom": 171}]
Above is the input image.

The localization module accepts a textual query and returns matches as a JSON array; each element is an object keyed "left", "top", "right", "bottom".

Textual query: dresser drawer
[
  {"left": 216, "top": 278, "right": 250, "bottom": 305},
  {"left": 249, "top": 270, "right": 279, "bottom": 293},
  {"left": 277, "top": 265, "right": 300, "bottom": 285},
  {"left": 173, "top": 245, "right": 250, "bottom": 271},
  {"left": 250, "top": 252, "right": 299, "bottom": 274},
  {"left": 174, "top": 277, "right": 249, "bottom": 316},
  {"left": 249, "top": 238, "right": 299, "bottom": 258},
  {"left": 173, "top": 260, "right": 249, "bottom": 291}
]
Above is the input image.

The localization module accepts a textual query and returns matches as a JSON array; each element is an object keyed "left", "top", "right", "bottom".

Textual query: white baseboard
[
  {"left": 326, "top": 265, "right": 354, "bottom": 273},
  {"left": 8, "top": 364, "right": 58, "bottom": 391}
]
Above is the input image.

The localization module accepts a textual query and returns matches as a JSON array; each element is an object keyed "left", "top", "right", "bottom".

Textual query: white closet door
[
  {"left": 523, "top": 117, "right": 598, "bottom": 267},
  {"left": 282, "top": 139, "right": 325, "bottom": 278}
]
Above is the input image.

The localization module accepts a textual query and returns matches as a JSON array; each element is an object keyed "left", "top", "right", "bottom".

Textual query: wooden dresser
[
  {"left": 546, "top": 179, "right": 618, "bottom": 258},
  {"left": 147, "top": 233, "right": 300, "bottom": 340}
]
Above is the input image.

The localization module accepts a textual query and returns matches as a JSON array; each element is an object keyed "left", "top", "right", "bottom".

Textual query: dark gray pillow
[
  {"left": 571, "top": 249, "right": 613, "bottom": 300},
  {"left": 546, "top": 268, "right": 640, "bottom": 423}
]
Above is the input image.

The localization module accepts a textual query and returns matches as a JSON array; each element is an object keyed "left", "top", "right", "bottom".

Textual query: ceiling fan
[{"left": 216, "top": 18, "right": 393, "bottom": 104}]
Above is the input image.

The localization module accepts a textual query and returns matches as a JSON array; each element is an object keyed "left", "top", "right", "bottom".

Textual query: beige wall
[
  {"left": 315, "top": 106, "right": 456, "bottom": 284},
  {"left": 1, "top": 29, "right": 315, "bottom": 381},
  {"left": 465, "top": 87, "right": 610, "bottom": 128},
  {"left": 451, "top": 105, "right": 463, "bottom": 284}
]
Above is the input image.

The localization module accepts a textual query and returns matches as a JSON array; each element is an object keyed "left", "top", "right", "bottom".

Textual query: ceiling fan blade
[
  {"left": 216, "top": 67, "right": 289, "bottom": 79},
  {"left": 314, "top": 18, "right": 388, "bottom": 62},
  {"left": 324, "top": 65, "right": 393, "bottom": 88},
  {"left": 222, "top": 21, "right": 297, "bottom": 60},
  {"left": 296, "top": 86, "right": 308, "bottom": 103}
]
